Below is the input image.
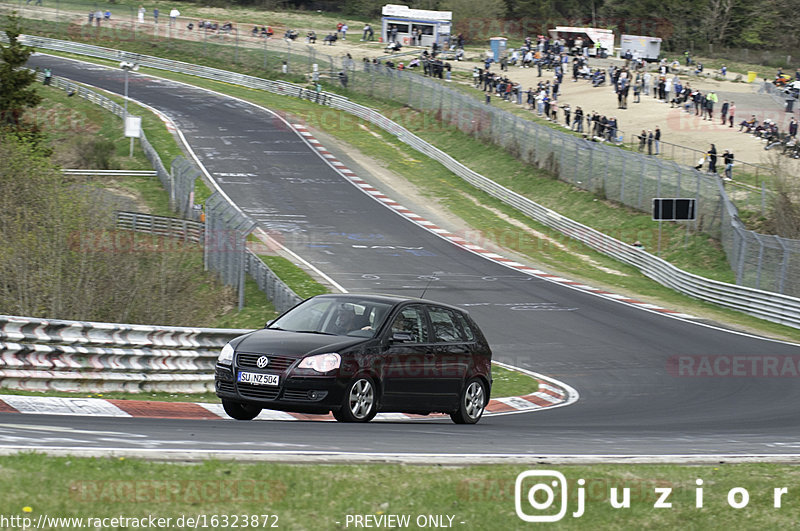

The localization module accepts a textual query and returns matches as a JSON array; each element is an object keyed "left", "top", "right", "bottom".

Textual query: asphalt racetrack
[{"left": 14, "top": 54, "right": 800, "bottom": 458}]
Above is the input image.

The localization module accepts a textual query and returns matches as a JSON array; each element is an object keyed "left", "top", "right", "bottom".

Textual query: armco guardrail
[
  {"left": 116, "top": 210, "right": 204, "bottom": 244},
  {"left": 18, "top": 35, "right": 800, "bottom": 327},
  {"left": 0, "top": 315, "right": 249, "bottom": 393}
]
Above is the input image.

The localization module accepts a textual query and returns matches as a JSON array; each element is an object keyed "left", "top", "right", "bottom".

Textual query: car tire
[
  {"left": 334, "top": 376, "right": 378, "bottom": 422},
  {"left": 222, "top": 399, "right": 261, "bottom": 421},
  {"left": 450, "top": 378, "right": 487, "bottom": 424}
]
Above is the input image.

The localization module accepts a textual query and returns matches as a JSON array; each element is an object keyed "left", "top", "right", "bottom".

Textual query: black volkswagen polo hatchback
[{"left": 215, "top": 294, "right": 493, "bottom": 424}]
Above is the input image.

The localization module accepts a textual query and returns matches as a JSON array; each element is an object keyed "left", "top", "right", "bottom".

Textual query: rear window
[{"left": 428, "top": 307, "right": 468, "bottom": 343}]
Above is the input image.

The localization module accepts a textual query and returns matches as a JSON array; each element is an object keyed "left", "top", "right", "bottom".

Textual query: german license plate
[{"left": 238, "top": 372, "right": 279, "bottom": 386}]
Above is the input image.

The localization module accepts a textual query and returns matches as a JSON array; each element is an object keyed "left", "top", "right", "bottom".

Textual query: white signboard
[
  {"left": 382, "top": 3, "right": 451, "bottom": 21},
  {"left": 124, "top": 115, "right": 142, "bottom": 138}
]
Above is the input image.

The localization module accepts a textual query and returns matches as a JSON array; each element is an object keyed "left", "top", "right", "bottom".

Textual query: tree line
[{"left": 220, "top": 0, "right": 797, "bottom": 52}]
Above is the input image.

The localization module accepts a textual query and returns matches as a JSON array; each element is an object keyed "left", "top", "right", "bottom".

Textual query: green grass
[
  {"left": 3, "top": 455, "right": 800, "bottom": 529},
  {"left": 213, "top": 275, "right": 278, "bottom": 329},
  {"left": 491, "top": 365, "right": 538, "bottom": 397},
  {"left": 258, "top": 255, "right": 328, "bottom": 300}
]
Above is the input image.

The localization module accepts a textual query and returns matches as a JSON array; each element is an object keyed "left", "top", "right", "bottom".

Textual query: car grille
[
  {"left": 217, "top": 381, "right": 235, "bottom": 393},
  {"left": 237, "top": 382, "right": 280, "bottom": 400},
  {"left": 237, "top": 352, "right": 296, "bottom": 371},
  {"left": 282, "top": 389, "right": 311, "bottom": 401}
]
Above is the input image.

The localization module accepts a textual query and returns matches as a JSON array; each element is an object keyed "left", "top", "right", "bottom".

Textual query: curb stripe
[
  {"left": 108, "top": 399, "right": 221, "bottom": 420},
  {"left": 0, "top": 399, "right": 18, "bottom": 413}
]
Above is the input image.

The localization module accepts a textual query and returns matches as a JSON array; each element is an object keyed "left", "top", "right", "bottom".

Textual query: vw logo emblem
[{"left": 256, "top": 356, "right": 270, "bottom": 369}]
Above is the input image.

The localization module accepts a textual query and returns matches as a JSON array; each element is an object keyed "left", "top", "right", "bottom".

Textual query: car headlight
[
  {"left": 218, "top": 343, "right": 234, "bottom": 365},
  {"left": 297, "top": 353, "right": 341, "bottom": 373}
]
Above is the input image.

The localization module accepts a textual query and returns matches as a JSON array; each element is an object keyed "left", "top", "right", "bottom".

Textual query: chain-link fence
[
  {"left": 171, "top": 157, "right": 200, "bottom": 218},
  {"left": 352, "top": 62, "right": 724, "bottom": 236},
  {"left": 204, "top": 194, "right": 255, "bottom": 311},
  {"left": 116, "top": 209, "right": 303, "bottom": 314}
]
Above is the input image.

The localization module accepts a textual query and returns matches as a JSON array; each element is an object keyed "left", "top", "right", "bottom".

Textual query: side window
[
  {"left": 428, "top": 307, "right": 467, "bottom": 343},
  {"left": 389, "top": 306, "right": 429, "bottom": 343},
  {"left": 454, "top": 312, "right": 475, "bottom": 342}
]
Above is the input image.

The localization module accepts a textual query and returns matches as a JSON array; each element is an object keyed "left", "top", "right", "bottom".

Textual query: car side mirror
[{"left": 390, "top": 332, "right": 414, "bottom": 343}]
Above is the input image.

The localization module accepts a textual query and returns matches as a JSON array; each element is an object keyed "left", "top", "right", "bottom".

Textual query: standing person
[
  {"left": 573, "top": 106, "right": 583, "bottom": 132},
  {"left": 607, "top": 116, "right": 618, "bottom": 142},
  {"left": 728, "top": 101, "right": 735, "bottom": 127},
  {"left": 723, "top": 150, "right": 734, "bottom": 180},
  {"left": 43, "top": 67, "right": 52, "bottom": 85},
  {"left": 638, "top": 129, "right": 647, "bottom": 151},
  {"left": 138, "top": 6, "right": 145, "bottom": 23},
  {"left": 706, "top": 91, "right": 717, "bottom": 121},
  {"left": 789, "top": 117, "right": 798, "bottom": 138},
  {"left": 336, "top": 21, "right": 343, "bottom": 38},
  {"left": 563, "top": 103, "right": 571, "bottom": 127},
  {"left": 153, "top": 7, "right": 159, "bottom": 23},
  {"left": 654, "top": 126, "right": 661, "bottom": 155},
  {"left": 707, "top": 144, "right": 718, "bottom": 174},
  {"left": 95, "top": 9, "right": 102, "bottom": 26},
  {"left": 720, "top": 100, "right": 729, "bottom": 125},
  {"left": 361, "top": 24, "right": 370, "bottom": 41},
  {"left": 169, "top": 7, "right": 179, "bottom": 25},
  {"left": 647, "top": 130, "right": 654, "bottom": 155},
  {"left": 341, "top": 23, "right": 348, "bottom": 40}
]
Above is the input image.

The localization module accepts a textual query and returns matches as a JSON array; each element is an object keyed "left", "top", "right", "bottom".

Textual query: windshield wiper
[{"left": 295, "top": 330, "right": 336, "bottom": 335}]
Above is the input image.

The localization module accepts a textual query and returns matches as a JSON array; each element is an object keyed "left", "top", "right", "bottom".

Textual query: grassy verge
[
  {"left": 3, "top": 455, "right": 800, "bottom": 529},
  {"left": 258, "top": 255, "right": 328, "bottom": 299},
  {"left": 0, "top": 365, "right": 536, "bottom": 402},
  {"left": 491, "top": 365, "right": 539, "bottom": 397}
]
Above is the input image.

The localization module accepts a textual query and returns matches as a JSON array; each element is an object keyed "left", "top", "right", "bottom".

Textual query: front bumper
[{"left": 215, "top": 364, "right": 346, "bottom": 414}]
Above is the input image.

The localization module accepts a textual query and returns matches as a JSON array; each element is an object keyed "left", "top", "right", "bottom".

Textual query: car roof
[{"left": 309, "top": 293, "right": 468, "bottom": 313}]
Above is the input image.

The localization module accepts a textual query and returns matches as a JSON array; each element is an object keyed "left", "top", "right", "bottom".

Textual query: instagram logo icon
[{"left": 515, "top": 471, "right": 571, "bottom": 522}]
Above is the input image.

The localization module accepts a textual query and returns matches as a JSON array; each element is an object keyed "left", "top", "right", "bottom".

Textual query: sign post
[
  {"left": 124, "top": 115, "right": 142, "bottom": 158},
  {"left": 652, "top": 198, "right": 697, "bottom": 255}
]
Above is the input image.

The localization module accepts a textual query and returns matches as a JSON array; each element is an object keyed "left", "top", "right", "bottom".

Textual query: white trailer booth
[{"left": 381, "top": 4, "right": 452, "bottom": 48}]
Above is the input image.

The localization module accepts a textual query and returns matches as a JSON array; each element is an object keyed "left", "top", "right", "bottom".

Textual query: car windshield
[{"left": 269, "top": 297, "right": 393, "bottom": 338}]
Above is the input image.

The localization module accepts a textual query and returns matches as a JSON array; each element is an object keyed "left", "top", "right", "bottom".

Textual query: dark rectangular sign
[{"left": 652, "top": 198, "right": 696, "bottom": 221}]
